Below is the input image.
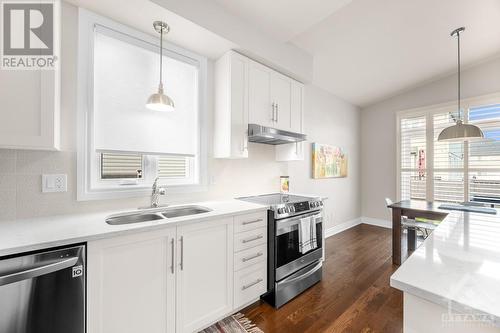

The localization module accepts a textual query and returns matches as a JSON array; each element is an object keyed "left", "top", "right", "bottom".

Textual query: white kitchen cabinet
[
  {"left": 248, "top": 61, "right": 273, "bottom": 128},
  {"left": 270, "top": 72, "right": 292, "bottom": 131},
  {"left": 214, "top": 51, "right": 249, "bottom": 159},
  {"left": 214, "top": 50, "right": 305, "bottom": 159},
  {"left": 290, "top": 81, "right": 304, "bottom": 133},
  {"left": 87, "top": 227, "right": 176, "bottom": 333},
  {"left": 276, "top": 82, "right": 305, "bottom": 161},
  {"left": 176, "top": 218, "right": 234, "bottom": 333},
  {"left": 0, "top": 69, "right": 60, "bottom": 150}
]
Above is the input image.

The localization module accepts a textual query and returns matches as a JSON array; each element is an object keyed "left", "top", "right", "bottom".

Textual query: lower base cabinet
[
  {"left": 176, "top": 218, "right": 234, "bottom": 333},
  {"left": 87, "top": 228, "right": 176, "bottom": 333},
  {"left": 87, "top": 212, "right": 266, "bottom": 333}
]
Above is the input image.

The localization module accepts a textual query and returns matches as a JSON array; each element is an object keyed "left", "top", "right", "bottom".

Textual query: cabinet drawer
[
  {"left": 234, "top": 212, "right": 267, "bottom": 233},
  {"left": 234, "top": 262, "right": 267, "bottom": 309},
  {"left": 234, "top": 227, "right": 267, "bottom": 252},
  {"left": 234, "top": 243, "right": 266, "bottom": 271}
]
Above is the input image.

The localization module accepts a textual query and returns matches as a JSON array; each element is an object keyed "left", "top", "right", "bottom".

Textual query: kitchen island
[{"left": 391, "top": 209, "right": 500, "bottom": 332}]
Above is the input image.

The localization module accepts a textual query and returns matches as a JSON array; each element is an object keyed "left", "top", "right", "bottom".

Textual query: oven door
[{"left": 275, "top": 211, "right": 323, "bottom": 281}]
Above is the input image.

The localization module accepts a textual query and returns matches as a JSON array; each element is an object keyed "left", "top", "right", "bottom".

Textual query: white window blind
[
  {"left": 101, "top": 153, "right": 143, "bottom": 179},
  {"left": 158, "top": 155, "right": 189, "bottom": 179},
  {"left": 468, "top": 104, "right": 500, "bottom": 204},
  {"left": 398, "top": 98, "right": 500, "bottom": 206},
  {"left": 93, "top": 27, "right": 199, "bottom": 156},
  {"left": 400, "top": 115, "right": 426, "bottom": 200}
]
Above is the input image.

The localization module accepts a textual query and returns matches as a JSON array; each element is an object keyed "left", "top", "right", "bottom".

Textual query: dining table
[{"left": 387, "top": 200, "right": 449, "bottom": 265}]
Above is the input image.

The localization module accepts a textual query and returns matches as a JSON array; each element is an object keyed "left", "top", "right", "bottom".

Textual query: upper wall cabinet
[
  {"left": 214, "top": 50, "right": 304, "bottom": 159},
  {"left": 0, "top": 69, "right": 60, "bottom": 150},
  {"left": 214, "top": 51, "right": 249, "bottom": 159}
]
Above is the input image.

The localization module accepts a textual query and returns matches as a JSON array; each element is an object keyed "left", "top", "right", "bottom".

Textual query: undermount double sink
[{"left": 105, "top": 205, "right": 212, "bottom": 225}]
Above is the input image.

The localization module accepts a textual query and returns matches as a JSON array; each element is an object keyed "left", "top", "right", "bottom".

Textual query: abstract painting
[{"left": 312, "top": 143, "right": 347, "bottom": 179}]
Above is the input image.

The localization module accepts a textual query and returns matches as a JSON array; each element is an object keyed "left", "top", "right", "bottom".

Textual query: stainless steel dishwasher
[{"left": 0, "top": 244, "right": 86, "bottom": 333}]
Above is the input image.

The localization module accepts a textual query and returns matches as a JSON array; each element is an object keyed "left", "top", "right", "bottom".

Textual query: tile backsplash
[{"left": 0, "top": 143, "right": 287, "bottom": 221}]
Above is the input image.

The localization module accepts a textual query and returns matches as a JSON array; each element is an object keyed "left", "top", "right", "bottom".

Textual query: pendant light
[
  {"left": 146, "top": 21, "right": 175, "bottom": 112},
  {"left": 438, "top": 27, "right": 483, "bottom": 142}
]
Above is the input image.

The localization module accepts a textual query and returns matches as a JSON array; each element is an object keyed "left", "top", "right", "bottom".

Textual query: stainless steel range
[{"left": 237, "top": 193, "right": 324, "bottom": 308}]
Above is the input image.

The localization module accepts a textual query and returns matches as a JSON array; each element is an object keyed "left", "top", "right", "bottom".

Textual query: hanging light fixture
[
  {"left": 146, "top": 21, "right": 175, "bottom": 112},
  {"left": 438, "top": 27, "right": 483, "bottom": 142}
]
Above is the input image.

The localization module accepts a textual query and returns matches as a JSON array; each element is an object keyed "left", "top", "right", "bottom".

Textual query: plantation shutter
[
  {"left": 468, "top": 103, "right": 500, "bottom": 204},
  {"left": 400, "top": 115, "right": 426, "bottom": 200},
  {"left": 433, "top": 110, "right": 464, "bottom": 202},
  {"left": 158, "top": 155, "right": 189, "bottom": 178},
  {"left": 101, "top": 153, "right": 143, "bottom": 179}
]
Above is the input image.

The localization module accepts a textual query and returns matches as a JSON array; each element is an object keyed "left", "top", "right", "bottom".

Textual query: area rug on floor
[{"left": 199, "top": 313, "right": 264, "bottom": 333}]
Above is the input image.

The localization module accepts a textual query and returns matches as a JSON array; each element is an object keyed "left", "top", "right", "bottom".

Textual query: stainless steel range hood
[{"left": 247, "top": 124, "right": 306, "bottom": 145}]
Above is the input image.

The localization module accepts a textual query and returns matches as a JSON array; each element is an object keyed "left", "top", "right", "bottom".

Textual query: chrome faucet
[{"left": 151, "top": 177, "right": 167, "bottom": 208}]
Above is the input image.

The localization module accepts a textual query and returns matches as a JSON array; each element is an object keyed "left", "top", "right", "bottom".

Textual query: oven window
[{"left": 276, "top": 223, "right": 323, "bottom": 268}]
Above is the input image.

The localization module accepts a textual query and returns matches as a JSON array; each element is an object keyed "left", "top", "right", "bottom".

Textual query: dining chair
[{"left": 385, "top": 198, "right": 418, "bottom": 251}]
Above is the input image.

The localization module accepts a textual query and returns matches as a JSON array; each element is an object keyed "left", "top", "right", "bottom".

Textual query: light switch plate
[{"left": 42, "top": 174, "right": 67, "bottom": 193}]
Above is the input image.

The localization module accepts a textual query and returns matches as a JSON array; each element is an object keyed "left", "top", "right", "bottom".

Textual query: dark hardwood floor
[{"left": 242, "top": 224, "right": 404, "bottom": 333}]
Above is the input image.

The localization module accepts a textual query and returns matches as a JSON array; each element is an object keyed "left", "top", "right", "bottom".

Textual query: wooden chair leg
[{"left": 407, "top": 228, "right": 416, "bottom": 251}]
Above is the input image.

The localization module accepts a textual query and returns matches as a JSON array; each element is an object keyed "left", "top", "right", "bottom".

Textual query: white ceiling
[
  {"left": 211, "top": 0, "right": 352, "bottom": 42},
  {"left": 214, "top": 0, "right": 500, "bottom": 107},
  {"left": 66, "top": 0, "right": 236, "bottom": 59}
]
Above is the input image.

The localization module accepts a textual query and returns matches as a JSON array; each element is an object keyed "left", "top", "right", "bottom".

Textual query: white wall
[
  {"left": 0, "top": 2, "right": 362, "bottom": 230},
  {"left": 361, "top": 56, "right": 500, "bottom": 221},
  {"left": 289, "top": 85, "right": 361, "bottom": 228}
]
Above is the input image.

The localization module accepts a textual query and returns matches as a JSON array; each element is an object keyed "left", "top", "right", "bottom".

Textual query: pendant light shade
[
  {"left": 438, "top": 27, "right": 484, "bottom": 142},
  {"left": 146, "top": 83, "right": 175, "bottom": 112},
  {"left": 437, "top": 119, "right": 484, "bottom": 142},
  {"left": 146, "top": 21, "right": 175, "bottom": 112}
]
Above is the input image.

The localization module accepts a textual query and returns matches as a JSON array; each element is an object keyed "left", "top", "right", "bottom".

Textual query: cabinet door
[
  {"left": 271, "top": 73, "right": 292, "bottom": 131},
  {"left": 176, "top": 218, "right": 234, "bottom": 333},
  {"left": 0, "top": 70, "right": 60, "bottom": 150},
  {"left": 290, "top": 82, "right": 304, "bottom": 133},
  {"left": 248, "top": 62, "right": 273, "bottom": 127},
  {"left": 87, "top": 228, "right": 176, "bottom": 333},
  {"left": 230, "top": 54, "right": 249, "bottom": 158}
]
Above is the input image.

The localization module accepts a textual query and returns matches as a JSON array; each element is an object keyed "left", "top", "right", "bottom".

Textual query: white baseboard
[
  {"left": 361, "top": 217, "right": 392, "bottom": 229},
  {"left": 324, "top": 217, "right": 392, "bottom": 239},
  {"left": 325, "top": 218, "right": 362, "bottom": 238}
]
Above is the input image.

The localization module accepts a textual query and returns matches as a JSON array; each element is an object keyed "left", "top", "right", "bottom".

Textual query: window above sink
[{"left": 76, "top": 9, "right": 208, "bottom": 200}]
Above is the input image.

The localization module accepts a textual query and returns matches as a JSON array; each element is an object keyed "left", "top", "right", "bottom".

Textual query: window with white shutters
[
  {"left": 398, "top": 95, "right": 500, "bottom": 207},
  {"left": 400, "top": 115, "right": 426, "bottom": 200},
  {"left": 433, "top": 111, "right": 464, "bottom": 202},
  {"left": 100, "top": 154, "right": 191, "bottom": 181},
  {"left": 101, "top": 153, "right": 143, "bottom": 179},
  {"left": 468, "top": 104, "right": 500, "bottom": 205}
]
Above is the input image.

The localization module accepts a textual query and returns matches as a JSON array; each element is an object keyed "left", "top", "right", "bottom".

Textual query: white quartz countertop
[
  {"left": 390, "top": 209, "right": 500, "bottom": 326},
  {"left": 0, "top": 200, "right": 268, "bottom": 257}
]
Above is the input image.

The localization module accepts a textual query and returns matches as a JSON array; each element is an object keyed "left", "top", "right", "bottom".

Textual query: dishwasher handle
[{"left": 0, "top": 257, "right": 78, "bottom": 287}]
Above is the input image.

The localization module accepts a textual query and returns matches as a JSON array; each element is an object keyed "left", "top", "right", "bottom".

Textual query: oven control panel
[{"left": 275, "top": 200, "right": 323, "bottom": 219}]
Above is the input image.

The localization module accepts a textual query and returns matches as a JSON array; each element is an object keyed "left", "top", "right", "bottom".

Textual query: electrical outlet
[{"left": 42, "top": 174, "right": 67, "bottom": 193}]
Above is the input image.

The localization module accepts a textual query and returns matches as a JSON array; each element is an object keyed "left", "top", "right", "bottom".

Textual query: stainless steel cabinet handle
[
  {"left": 242, "top": 218, "right": 263, "bottom": 225},
  {"left": 271, "top": 102, "right": 276, "bottom": 121},
  {"left": 170, "top": 238, "right": 175, "bottom": 274},
  {"left": 179, "top": 236, "right": 184, "bottom": 271},
  {"left": 242, "top": 235, "right": 264, "bottom": 244},
  {"left": 242, "top": 252, "right": 263, "bottom": 262},
  {"left": 276, "top": 103, "right": 279, "bottom": 122},
  {"left": 242, "top": 278, "right": 263, "bottom": 290},
  {"left": 0, "top": 257, "right": 78, "bottom": 286}
]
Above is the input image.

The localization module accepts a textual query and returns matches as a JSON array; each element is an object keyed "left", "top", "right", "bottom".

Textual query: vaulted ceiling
[{"left": 214, "top": 0, "right": 500, "bottom": 107}]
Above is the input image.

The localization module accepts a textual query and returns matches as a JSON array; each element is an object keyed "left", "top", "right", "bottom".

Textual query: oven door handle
[
  {"left": 279, "top": 261, "right": 322, "bottom": 287},
  {"left": 276, "top": 214, "right": 323, "bottom": 236},
  {"left": 0, "top": 257, "right": 79, "bottom": 286}
]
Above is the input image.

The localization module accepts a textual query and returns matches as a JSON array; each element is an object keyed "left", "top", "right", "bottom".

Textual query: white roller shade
[{"left": 93, "top": 28, "right": 199, "bottom": 156}]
